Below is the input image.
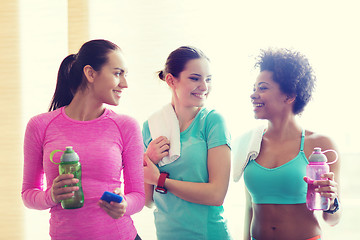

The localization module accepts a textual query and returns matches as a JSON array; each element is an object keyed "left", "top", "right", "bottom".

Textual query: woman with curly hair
[{"left": 234, "top": 48, "right": 341, "bottom": 240}]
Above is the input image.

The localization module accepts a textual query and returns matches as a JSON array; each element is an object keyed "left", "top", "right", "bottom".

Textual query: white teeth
[
  {"left": 254, "top": 103, "right": 264, "bottom": 107},
  {"left": 193, "top": 93, "right": 206, "bottom": 98},
  {"left": 113, "top": 91, "right": 122, "bottom": 97}
]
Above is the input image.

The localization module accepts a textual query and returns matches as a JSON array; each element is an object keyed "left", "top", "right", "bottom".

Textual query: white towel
[
  {"left": 232, "top": 124, "right": 266, "bottom": 182},
  {"left": 148, "top": 103, "right": 181, "bottom": 167}
]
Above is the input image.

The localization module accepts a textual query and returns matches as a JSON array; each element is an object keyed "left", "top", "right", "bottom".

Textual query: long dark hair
[
  {"left": 48, "top": 39, "right": 121, "bottom": 111},
  {"left": 158, "top": 46, "right": 209, "bottom": 81}
]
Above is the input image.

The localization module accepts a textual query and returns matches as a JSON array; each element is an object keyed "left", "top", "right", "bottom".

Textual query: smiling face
[
  {"left": 250, "top": 70, "right": 293, "bottom": 120},
  {"left": 91, "top": 50, "right": 128, "bottom": 106},
  {"left": 170, "top": 58, "right": 212, "bottom": 108}
]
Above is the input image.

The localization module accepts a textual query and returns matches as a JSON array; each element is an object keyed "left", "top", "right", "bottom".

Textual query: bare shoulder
[
  {"left": 304, "top": 130, "right": 341, "bottom": 179},
  {"left": 304, "top": 130, "right": 338, "bottom": 151}
]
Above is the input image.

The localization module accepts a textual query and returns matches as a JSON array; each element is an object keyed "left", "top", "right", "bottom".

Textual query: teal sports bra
[{"left": 243, "top": 130, "right": 308, "bottom": 204}]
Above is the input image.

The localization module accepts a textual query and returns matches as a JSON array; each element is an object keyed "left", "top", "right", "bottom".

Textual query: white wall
[{"left": 21, "top": 0, "right": 360, "bottom": 239}]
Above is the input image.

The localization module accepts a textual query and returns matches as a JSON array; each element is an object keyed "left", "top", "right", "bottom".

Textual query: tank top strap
[{"left": 300, "top": 129, "right": 305, "bottom": 152}]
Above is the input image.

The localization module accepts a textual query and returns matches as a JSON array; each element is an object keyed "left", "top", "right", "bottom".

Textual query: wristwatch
[
  {"left": 155, "top": 172, "right": 169, "bottom": 194},
  {"left": 324, "top": 198, "right": 340, "bottom": 214}
]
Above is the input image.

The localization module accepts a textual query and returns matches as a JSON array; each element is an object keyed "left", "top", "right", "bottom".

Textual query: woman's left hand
[
  {"left": 305, "top": 172, "right": 338, "bottom": 205},
  {"left": 98, "top": 192, "right": 127, "bottom": 219}
]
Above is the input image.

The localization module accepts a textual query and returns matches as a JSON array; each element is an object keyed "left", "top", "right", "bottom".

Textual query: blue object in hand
[{"left": 101, "top": 191, "right": 123, "bottom": 203}]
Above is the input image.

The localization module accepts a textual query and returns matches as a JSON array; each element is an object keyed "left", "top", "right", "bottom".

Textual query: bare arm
[
  {"left": 144, "top": 144, "right": 231, "bottom": 206},
  {"left": 319, "top": 137, "right": 342, "bottom": 225},
  {"left": 165, "top": 145, "right": 230, "bottom": 205},
  {"left": 144, "top": 183, "right": 155, "bottom": 208},
  {"left": 243, "top": 187, "right": 253, "bottom": 240}
]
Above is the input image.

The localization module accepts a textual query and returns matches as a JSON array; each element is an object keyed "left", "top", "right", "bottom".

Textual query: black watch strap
[{"left": 324, "top": 198, "right": 339, "bottom": 214}]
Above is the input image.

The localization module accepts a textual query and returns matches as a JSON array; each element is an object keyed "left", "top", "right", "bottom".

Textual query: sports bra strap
[{"left": 300, "top": 129, "right": 305, "bottom": 151}]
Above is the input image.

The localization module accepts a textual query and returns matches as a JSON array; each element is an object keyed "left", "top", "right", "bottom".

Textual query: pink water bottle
[{"left": 306, "top": 147, "right": 338, "bottom": 211}]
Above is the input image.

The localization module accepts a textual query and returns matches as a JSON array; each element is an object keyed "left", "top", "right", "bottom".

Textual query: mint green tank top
[{"left": 243, "top": 130, "right": 308, "bottom": 204}]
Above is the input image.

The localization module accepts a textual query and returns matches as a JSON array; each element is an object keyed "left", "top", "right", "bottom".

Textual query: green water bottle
[{"left": 50, "top": 146, "right": 84, "bottom": 209}]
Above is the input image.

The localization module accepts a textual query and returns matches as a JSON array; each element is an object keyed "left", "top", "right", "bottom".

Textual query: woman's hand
[
  {"left": 146, "top": 136, "right": 170, "bottom": 164},
  {"left": 304, "top": 172, "right": 338, "bottom": 204},
  {"left": 51, "top": 174, "right": 79, "bottom": 203},
  {"left": 143, "top": 154, "right": 160, "bottom": 186},
  {"left": 98, "top": 191, "right": 127, "bottom": 219},
  {"left": 315, "top": 172, "right": 338, "bottom": 205}
]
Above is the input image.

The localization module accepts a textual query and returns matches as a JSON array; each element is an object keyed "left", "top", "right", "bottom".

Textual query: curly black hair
[{"left": 255, "top": 48, "right": 316, "bottom": 114}]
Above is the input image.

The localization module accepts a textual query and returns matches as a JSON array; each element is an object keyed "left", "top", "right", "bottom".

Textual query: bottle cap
[
  {"left": 313, "top": 147, "right": 322, "bottom": 154},
  {"left": 60, "top": 146, "right": 79, "bottom": 162},
  {"left": 309, "top": 147, "right": 327, "bottom": 163}
]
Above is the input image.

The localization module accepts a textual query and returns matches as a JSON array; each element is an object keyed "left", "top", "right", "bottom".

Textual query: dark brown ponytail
[{"left": 49, "top": 39, "right": 121, "bottom": 111}]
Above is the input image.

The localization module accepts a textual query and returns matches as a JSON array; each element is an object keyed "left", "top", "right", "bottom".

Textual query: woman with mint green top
[{"left": 143, "top": 46, "right": 232, "bottom": 240}]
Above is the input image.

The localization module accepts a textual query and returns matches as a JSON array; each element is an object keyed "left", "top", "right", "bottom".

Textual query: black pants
[{"left": 134, "top": 234, "right": 142, "bottom": 240}]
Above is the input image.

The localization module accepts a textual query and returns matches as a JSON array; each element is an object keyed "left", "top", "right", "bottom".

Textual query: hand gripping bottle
[
  {"left": 50, "top": 146, "right": 84, "bottom": 209},
  {"left": 306, "top": 147, "right": 338, "bottom": 211}
]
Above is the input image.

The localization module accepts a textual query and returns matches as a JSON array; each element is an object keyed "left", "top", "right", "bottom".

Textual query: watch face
[{"left": 155, "top": 187, "right": 167, "bottom": 194}]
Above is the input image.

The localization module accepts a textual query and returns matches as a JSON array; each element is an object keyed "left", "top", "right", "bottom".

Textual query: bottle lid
[
  {"left": 308, "top": 147, "right": 327, "bottom": 163},
  {"left": 313, "top": 147, "right": 322, "bottom": 154},
  {"left": 60, "top": 146, "right": 79, "bottom": 162}
]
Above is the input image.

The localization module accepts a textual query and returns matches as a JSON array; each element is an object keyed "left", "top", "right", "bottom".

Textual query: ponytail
[
  {"left": 48, "top": 54, "right": 78, "bottom": 111},
  {"left": 48, "top": 39, "right": 121, "bottom": 112},
  {"left": 158, "top": 70, "right": 165, "bottom": 81}
]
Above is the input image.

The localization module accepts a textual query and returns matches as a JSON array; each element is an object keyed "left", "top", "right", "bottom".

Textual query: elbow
[
  {"left": 328, "top": 217, "right": 341, "bottom": 227},
  {"left": 327, "top": 218, "right": 341, "bottom": 227},
  {"left": 21, "top": 195, "right": 30, "bottom": 209},
  {"left": 21, "top": 192, "right": 43, "bottom": 210},
  {"left": 213, "top": 201, "right": 224, "bottom": 207},
  {"left": 21, "top": 190, "right": 33, "bottom": 209},
  {"left": 213, "top": 198, "right": 224, "bottom": 207},
  {"left": 211, "top": 194, "right": 226, "bottom": 206},
  {"left": 330, "top": 221, "right": 340, "bottom": 227},
  {"left": 204, "top": 187, "right": 227, "bottom": 206},
  {"left": 145, "top": 200, "right": 155, "bottom": 208},
  {"left": 324, "top": 211, "right": 342, "bottom": 227}
]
